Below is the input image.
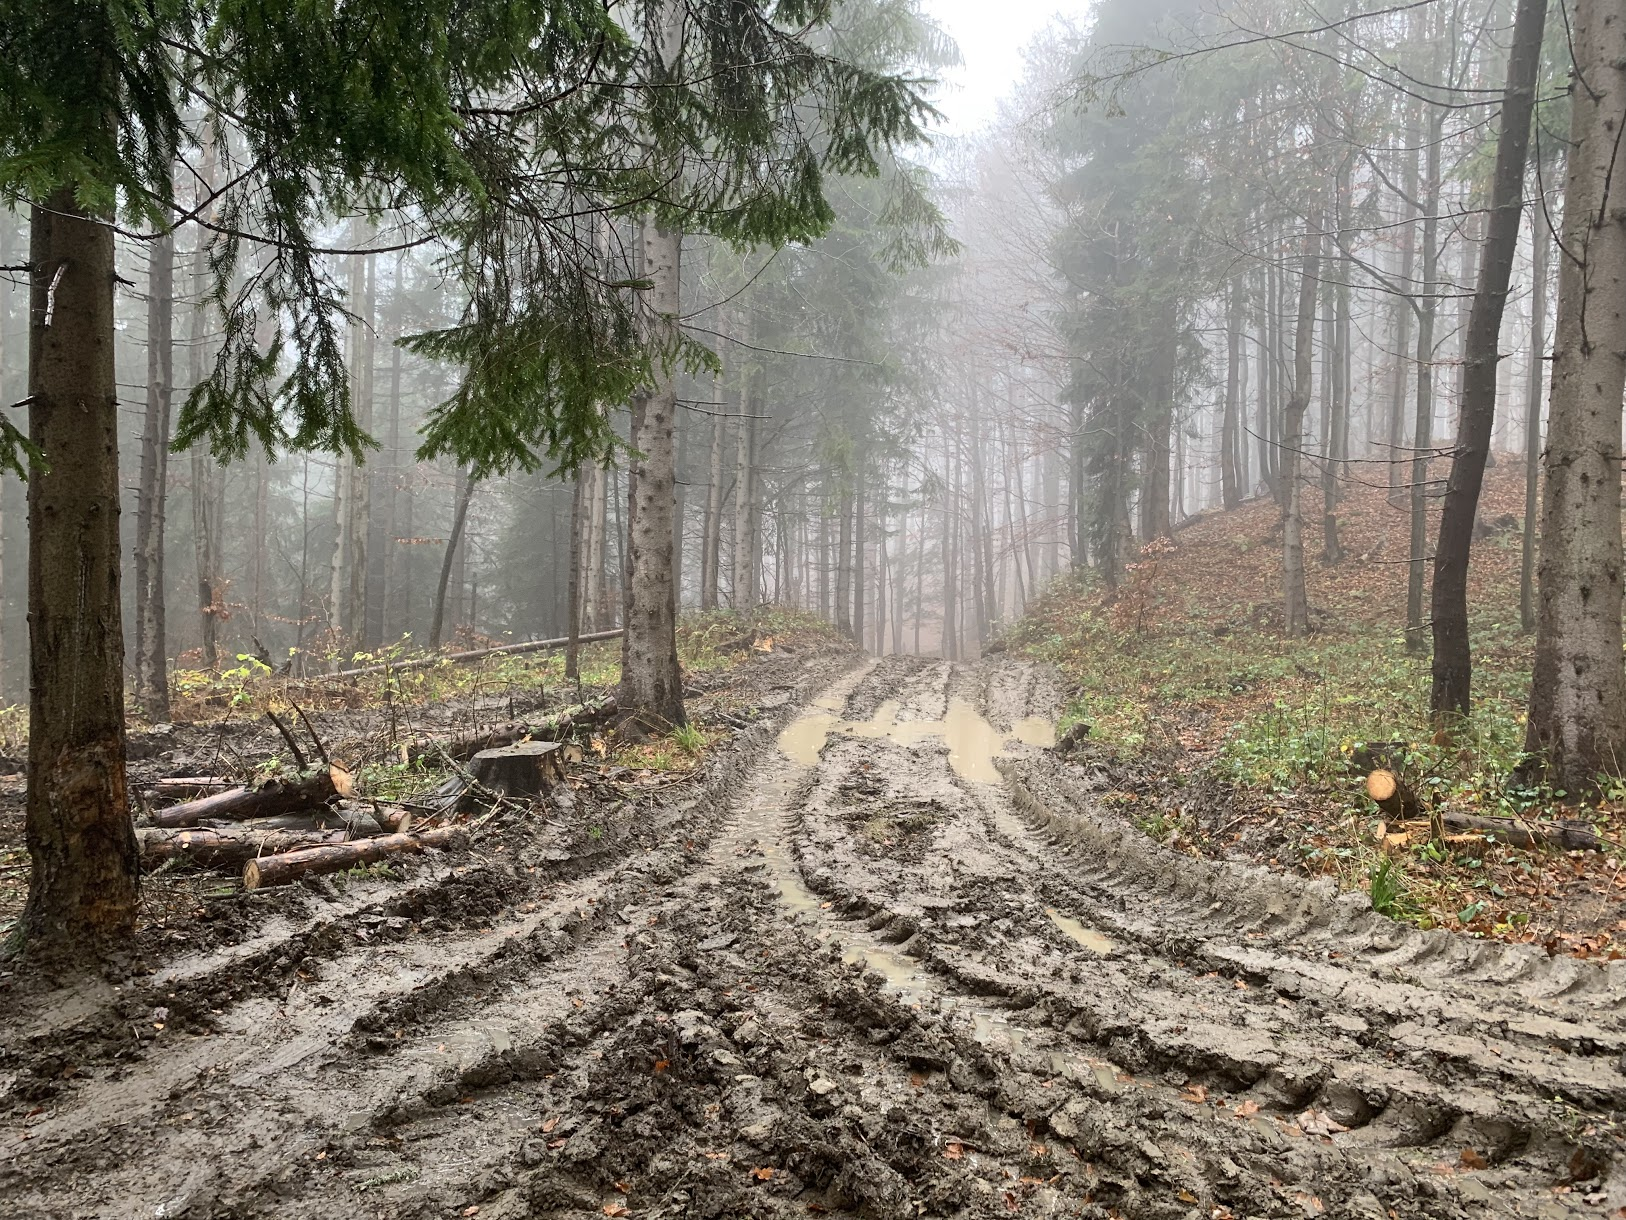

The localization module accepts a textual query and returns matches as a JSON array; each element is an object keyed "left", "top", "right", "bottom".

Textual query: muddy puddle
[{"left": 777, "top": 695, "right": 1051, "bottom": 782}]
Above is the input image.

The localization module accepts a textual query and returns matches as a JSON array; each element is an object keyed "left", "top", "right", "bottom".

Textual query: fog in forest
[{"left": 0, "top": 0, "right": 1575, "bottom": 701}]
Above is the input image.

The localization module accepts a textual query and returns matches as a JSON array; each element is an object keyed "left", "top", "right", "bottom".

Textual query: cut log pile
[{"left": 137, "top": 697, "right": 601, "bottom": 888}]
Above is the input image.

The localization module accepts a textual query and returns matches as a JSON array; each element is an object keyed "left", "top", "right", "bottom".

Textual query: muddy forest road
[{"left": 4, "top": 654, "right": 1626, "bottom": 1220}]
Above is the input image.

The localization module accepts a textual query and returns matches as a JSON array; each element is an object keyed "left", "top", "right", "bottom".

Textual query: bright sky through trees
[{"left": 921, "top": 0, "right": 1062, "bottom": 133}]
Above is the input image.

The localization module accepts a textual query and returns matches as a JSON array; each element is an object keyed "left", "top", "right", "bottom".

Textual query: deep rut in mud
[{"left": 3, "top": 654, "right": 1624, "bottom": 1219}]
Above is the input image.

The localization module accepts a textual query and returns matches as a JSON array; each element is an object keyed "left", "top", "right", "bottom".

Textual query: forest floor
[
  {"left": 3, "top": 644, "right": 1624, "bottom": 1219},
  {"left": 1011, "top": 461, "right": 1626, "bottom": 957}
]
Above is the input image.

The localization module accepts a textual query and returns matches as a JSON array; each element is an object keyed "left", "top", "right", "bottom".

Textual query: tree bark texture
[
  {"left": 1428, "top": 0, "right": 1548, "bottom": 718},
  {"left": 618, "top": 216, "right": 687, "bottom": 730},
  {"left": 134, "top": 228, "right": 173, "bottom": 720},
  {"left": 1521, "top": 0, "right": 1626, "bottom": 790},
  {"left": 1281, "top": 219, "right": 1322, "bottom": 638},
  {"left": 18, "top": 184, "right": 139, "bottom": 951}
]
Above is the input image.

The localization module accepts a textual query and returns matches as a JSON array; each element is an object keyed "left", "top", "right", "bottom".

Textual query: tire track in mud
[
  {"left": 4, "top": 654, "right": 1622, "bottom": 1218},
  {"left": 0, "top": 653, "right": 857, "bottom": 1219}
]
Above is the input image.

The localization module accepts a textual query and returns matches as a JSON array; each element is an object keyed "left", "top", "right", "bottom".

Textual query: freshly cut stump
[
  {"left": 1365, "top": 769, "right": 1419, "bottom": 821},
  {"left": 241, "top": 826, "right": 465, "bottom": 890},
  {"left": 468, "top": 742, "right": 565, "bottom": 799}
]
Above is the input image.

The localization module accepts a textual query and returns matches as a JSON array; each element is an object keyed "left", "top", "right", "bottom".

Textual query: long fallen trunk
[
  {"left": 242, "top": 826, "right": 465, "bottom": 890},
  {"left": 322, "top": 629, "right": 625, "bottom": 682},
  {"left": 150, "top": 766, "right": 353, "bottom": 828},
  {"left": 1443, "top": 812, "right": 1612, "bottom": 853},
  {"left": 138, "top": 825, "right": 349, "bottom": 868},
  {"left": 404, "top": 696, "right": 616, "bottom": 767}
]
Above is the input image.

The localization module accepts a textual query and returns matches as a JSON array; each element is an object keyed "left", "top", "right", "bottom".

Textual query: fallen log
[
  {"left": 1442, "top": 812, "right": 1612, "bottom": 853},
  {"left": 150, "top": 765, "right": 354, "bottom": 828},
  {"left": 149, "top": 777, "right": 237, "bottom": 799},
  {"left": 403, "top": 697, "right": 615, "bottom": 767},
  {"left": 322, "top": 629, "right": 624, "bottom": 681},
  {"left": 242, "top": 826, "right": 465, "bottom": 890},
  {"left": 1365, "top": 769, "right": 1420, "bottom": 822},
  {"left": 139, "top": 825, "right": 350, "bottom": 868}
]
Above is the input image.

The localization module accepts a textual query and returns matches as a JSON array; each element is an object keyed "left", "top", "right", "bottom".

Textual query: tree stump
[{"left": 467, "top": 742, "right": 564, "bottom": 799}]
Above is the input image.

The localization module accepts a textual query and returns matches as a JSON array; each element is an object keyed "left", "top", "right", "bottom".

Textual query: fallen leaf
[
  {"left": 614, "top": 1182, "right": 630, "bottom": 1194},
  {"left": 1178, "top": 1190, "right": 1198, "bottom": 1203},
  {"left": 463, "top": 1209, "right": 480, "bottom": 1218},
  {"left": 601, "top": 1206, "right": 628, "bottom": 1218},
  {"left": 1460, "top": 1148, "right": 1488, "bottom": 1171},
  {"left": 541, "top": 1116, "right": 559, "bottom": 1133},
  {"left": 943, "top": 1142, "right": 964, "bottom": 1161},
  {"left": 653, "top": 1060, "right": 670, "bottom": 1074},
  {"left": 1233, "top": 1100, "right": 1260, "bottom": 1117},
  {"left": 751, "top": 1167, "right": 775, "bottom": 1181},
  {"left": 1180, "top": 1084, "right": 1208, "bottom": 1104}
]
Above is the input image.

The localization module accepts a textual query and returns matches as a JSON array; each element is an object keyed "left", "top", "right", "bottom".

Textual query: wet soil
[{"left": 2, "top": 654, "right": 1624, "bottom": 1219}]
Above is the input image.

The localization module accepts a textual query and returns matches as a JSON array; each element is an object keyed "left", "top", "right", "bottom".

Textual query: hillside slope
[{"left": 1013, "top": 463, "right": 1625, "bottom": 953}]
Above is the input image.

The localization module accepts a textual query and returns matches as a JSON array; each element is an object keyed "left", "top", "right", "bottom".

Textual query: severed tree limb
[
  {"left": 150, "top": 765, "right": 353, "bottom": 828},
  {"left": 242, "top": 826, "right": 465, "bottom": 889},
  {"left": 266, "top": 709, "right": 309, "bottom": 771},
  {"left": 138, "top": 825, "right": 349, "bottom": 868}
]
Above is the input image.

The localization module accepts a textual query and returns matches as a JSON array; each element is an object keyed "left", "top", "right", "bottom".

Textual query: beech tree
[{"left": 1518, "top": 0, "right": 1626, "bottom": 791}]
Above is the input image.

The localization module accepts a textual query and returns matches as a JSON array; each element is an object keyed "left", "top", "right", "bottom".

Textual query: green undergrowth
[
  {"left": 150, "top": 606, "right": 842, "bottom": 726},
  {"left": 1011, "top": 563, "right": 1621, "bottom": 949}
]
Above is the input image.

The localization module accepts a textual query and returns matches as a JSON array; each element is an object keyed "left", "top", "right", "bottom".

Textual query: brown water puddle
[
  {"left": 1046, "top": 907, "right": 1117, "bottom": 956},
  {"left": 777, "top": 697, "right": 1051, "bottom": 783}
]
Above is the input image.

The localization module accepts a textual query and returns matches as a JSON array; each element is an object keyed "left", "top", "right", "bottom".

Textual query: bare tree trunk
[
  {"left": 732, "top": 361, "right": 757, "bottom": 611},
  {"left": 1519, "top": 0, "right": 1626, "bottom": 790},
  {"left": 1405, "top": 105, "right": 1444, "bottom": 655},
  {"left": 835, "top": 475, "right": 853, "bottom": 637},
  {"left": 18, "top": 183, "right": 139, "bottom": 953},
  {"left": 1222, "top": 276, "right": 1243, "bottom": 508},
  {"left": 566, "top": 468, "right": 585, "bottom": 680},
  {"left": 430, "top": 468, "right": 476, "bottom": 650},
  {"left": 618, "top": 214, "right": 687, "bottom": 729},
  {"left": 1282, "top": 218, "right": 1322, "bottom": 638},
  {"left": 1519, "top": 199, "right": 1549, "bottom": 633},
  {"left": 1428, "top": 0, "right": 1547, "bottom": 718},
  {"left": 853, "top": 463, "right": 867, "bottom": 647},
  {"left": 1387, "top": 114, "right": 1421, "bottom": 504},
  {"left": 700, "top": 354, "right": 727, "bottom": 611},
  {"left": 134, "top": 228, "right": 173, "bottom": 720},
  {"left": 1322, "top": 156, "right": 1353, "bottom": 564}
]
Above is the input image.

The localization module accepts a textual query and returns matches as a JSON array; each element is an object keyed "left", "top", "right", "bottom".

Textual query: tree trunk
[
  {"left": 1387, "top": 116, "right": 1421, "bottom": 504},
  {"left": 835, "top": 476, "right": 854, "bottom": 637},
  {"left": 1406, "top": 103, "right": 1444, "bottom": 654},
  {"left": 134, "top": 228, "right": 173, "bottom": 720},
  {"left": 1322, "top": 156, "right": 1353, "bottom": 565},
  {"left": 430, "top": 468, "right": 476, "bottom": 650},
  {"left": 1222, "top": 276, "right": 1244, "bottom": 508},
  {"left": 618, "top": 216, "right": 687, "bottom": 730},
  {"left": 1519, "top": 199, "right": 1549, "bottom": 633},
  {"left": 1281, "top": 219, "right": 1322, "bottom": 638},
  {"left": 853, "top": 463, "right": 867, "bottom": 646},
  {"left": 1428, "top": 0, "right": 1547, "bottom": 719},
  {"left": 732, "top": 359, "right": 757, "bottom": 610},
  {"left": 700, "top": 338, "right": 728, "bottom": 610},
  {"left": 17, "top": 184, "right": 139, "bottom": 953},
  {"left": 1520, "top": 0, "right": 1626, "bottom": 791}
]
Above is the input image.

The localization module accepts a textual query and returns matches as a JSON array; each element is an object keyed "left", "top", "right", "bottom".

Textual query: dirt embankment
[{"left": 2, "top": 652, "right": 1623, "bottom": 1219}]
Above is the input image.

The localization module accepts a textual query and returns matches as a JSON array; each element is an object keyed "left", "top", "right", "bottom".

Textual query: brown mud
[{"left": 2, "top": 653, "right": 1623, "bottom": 1219}]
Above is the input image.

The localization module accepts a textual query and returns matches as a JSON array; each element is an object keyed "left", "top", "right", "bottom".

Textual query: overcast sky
[{"left": 921, "top": 0, "right": 1065, "bottom": 135}]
